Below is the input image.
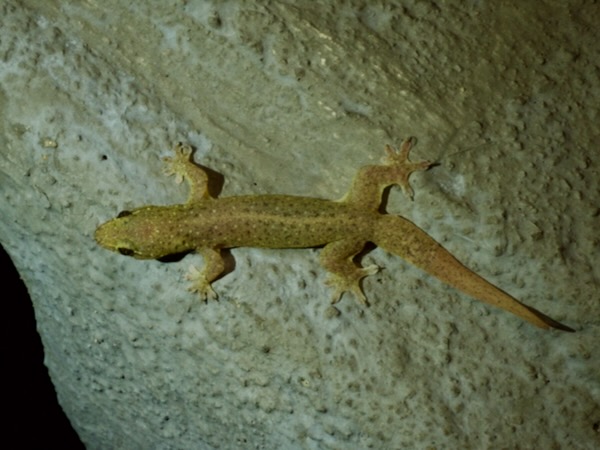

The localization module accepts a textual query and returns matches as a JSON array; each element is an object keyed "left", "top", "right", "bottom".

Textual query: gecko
[{"left": 94, "top": 139, "right": 574, "bottom": 332}]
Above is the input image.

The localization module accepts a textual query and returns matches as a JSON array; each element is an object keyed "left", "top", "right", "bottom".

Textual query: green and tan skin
[{"left": 95, "top": 139, "right": 574, "bottom": 332}]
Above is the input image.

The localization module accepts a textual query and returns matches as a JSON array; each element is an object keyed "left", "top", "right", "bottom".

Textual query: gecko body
[{"left": 95, "top": 139, "right": 574, "bottom": 332}]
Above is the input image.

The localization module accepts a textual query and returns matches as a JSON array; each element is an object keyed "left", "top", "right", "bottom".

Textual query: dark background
[{"left": 3, "top": 245, "right": 84, "bottom": 448}]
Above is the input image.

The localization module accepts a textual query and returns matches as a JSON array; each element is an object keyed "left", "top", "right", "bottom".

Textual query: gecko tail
[
  {"left": 373, "top": 215, "right": 575, "bottom": 332},
  {"left": 519, "top": 305, "right": 575, "bottom": 332}
]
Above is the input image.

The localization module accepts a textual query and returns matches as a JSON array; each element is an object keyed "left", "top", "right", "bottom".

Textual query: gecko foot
[
  {"left": 325, "top": 264, "right": 379, "bottom": 306},
  {"left": 163, "top": 142, "right": 194, "bottom": 184},
  {"left": 186, "top": 265, "right": 218, "bottom": 301},
  {"left": 163, "top": 142, "right": 211, "bottom": 202},
  {"left": 383, "top": 137, "right": 434, "bottom": 200}
]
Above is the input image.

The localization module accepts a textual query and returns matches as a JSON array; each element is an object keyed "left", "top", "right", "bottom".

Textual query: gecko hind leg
[
  {"left": 320, "top": 239, "right": 378, "bottom": 305},
  {"left": 381, "top": 138, "right": 434, "bottom": 200},
  {"left": 343, "top": 137, "right": 434, "bottom": 208}
]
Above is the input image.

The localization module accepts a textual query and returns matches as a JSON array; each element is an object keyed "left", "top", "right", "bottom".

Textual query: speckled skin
[{"left": 95, "top": 140, "right": 574, "bottom": 331}]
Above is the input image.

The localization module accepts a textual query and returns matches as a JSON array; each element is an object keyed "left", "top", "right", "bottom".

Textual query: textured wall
[{"left": 1, "top": 1, "right": 599, "bottom": 448}]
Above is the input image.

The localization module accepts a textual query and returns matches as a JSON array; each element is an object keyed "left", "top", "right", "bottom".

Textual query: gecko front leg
[
  {"left": 163, "top": 142, "right": 212, "bottom": 202},
  {"left": 164, "top": 144, "right": 225, "bottom": 299},
  {"left": 185, "top": 248, "right": 225, "bottom": 300}
]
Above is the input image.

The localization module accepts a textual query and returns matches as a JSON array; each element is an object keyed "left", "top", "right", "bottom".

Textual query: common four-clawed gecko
[{"left": 95, "top": 139, "right": 574, "bottom": 332}]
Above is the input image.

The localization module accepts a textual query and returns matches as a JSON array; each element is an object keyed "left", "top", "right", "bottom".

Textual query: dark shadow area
[{"left": 2, "top": 245, "right": 85, "bottom": 448}]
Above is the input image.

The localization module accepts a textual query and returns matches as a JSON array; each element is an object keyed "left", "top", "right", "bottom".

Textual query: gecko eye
[
  {"left": 117, "top": 248, "right": 135, "bottom": 256},
  {"left": 117, "top": 210, "right": 132, "bottom": 218}
]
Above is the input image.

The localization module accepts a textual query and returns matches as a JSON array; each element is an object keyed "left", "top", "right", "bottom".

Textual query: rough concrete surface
[{"left": 1, "top": 1, "right": 599, "bottom": 448}]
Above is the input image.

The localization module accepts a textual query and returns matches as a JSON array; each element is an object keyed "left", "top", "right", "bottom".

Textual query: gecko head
[{"left": 95, "top": 206, "right": 188, "bottom": 259}]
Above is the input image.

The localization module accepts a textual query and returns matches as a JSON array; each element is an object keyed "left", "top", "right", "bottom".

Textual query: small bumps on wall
[{"left": 1, "top": 1, "right": 599, "bottom": 448}]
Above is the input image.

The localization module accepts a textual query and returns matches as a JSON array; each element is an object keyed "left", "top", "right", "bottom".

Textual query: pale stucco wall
[{"left": 1, "top": 1, "right": 598, "bottom": 448}]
